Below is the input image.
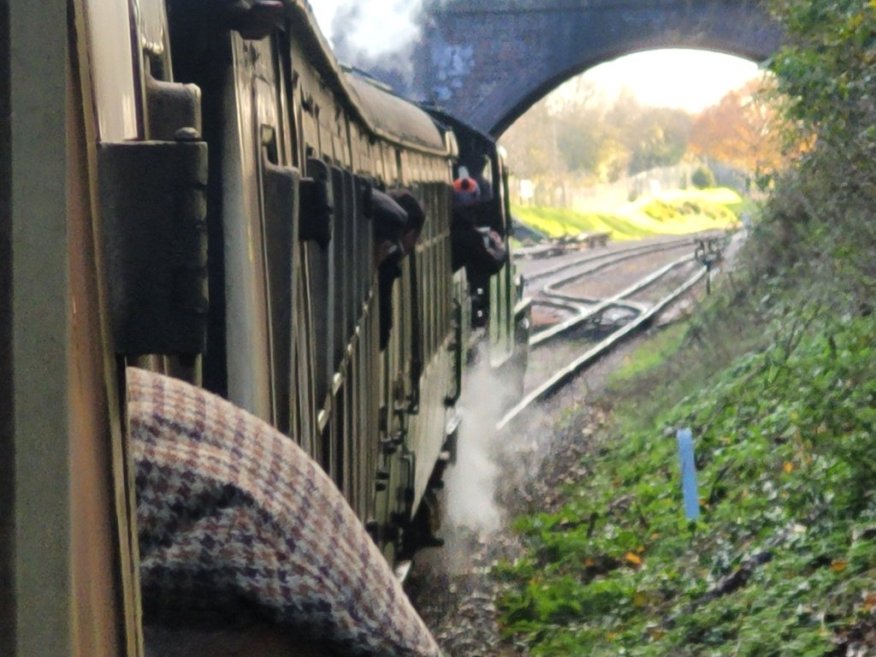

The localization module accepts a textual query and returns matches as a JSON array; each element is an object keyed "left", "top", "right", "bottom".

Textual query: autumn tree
[
  {"left": 504, "top": 84, "right": 692, "bottom": 183},
  {"left": 689, "top": 78, "right": 784, "bottom": 173}
]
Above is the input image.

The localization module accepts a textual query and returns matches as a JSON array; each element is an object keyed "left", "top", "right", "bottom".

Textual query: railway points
[{"left": 502, "top": 233, "right": 729, "bottom": 430}]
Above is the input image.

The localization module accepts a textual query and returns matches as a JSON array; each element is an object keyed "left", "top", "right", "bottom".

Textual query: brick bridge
[{"left": 407, "top": 0, "right": 782, "bottom": 135}]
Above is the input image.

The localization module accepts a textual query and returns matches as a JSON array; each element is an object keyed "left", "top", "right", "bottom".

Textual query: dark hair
[{"left": 389, "top": 189, "right": 426, "bottom": 234}]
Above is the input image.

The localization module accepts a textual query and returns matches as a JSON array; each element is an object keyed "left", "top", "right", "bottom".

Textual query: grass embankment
[
  {"left": 513, "top": 188, "right": 743, "bottom": 241},
  {"left": 497, "top": 270, "right": 876, "bottom": 655}
]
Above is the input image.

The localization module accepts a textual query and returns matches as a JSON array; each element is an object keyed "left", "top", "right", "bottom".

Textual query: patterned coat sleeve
[{"left": 128, "top": 367, "right": 440, "bottom": 657}]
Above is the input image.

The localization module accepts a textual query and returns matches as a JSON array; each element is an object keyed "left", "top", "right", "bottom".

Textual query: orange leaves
[
  {"left": 624, "top": 551, "right": 643, "bottom": 567},
  {"left": 581, "top": 549, "right": 645, "bottom": 572},
  {"left": 689, "top": 78, "right": 786, "bottom": 173}
]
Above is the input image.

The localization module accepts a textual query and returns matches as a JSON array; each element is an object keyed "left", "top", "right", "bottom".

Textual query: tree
[
  {"left": 501, "top": 100, "right": 567, "bottom": 179},
  {"left": 602, "top": 91, "right": 692, "bottom": 176},
  {"left": 759, "top": 0, "right": 876, "bottom": 294},
  {"left": 504, "top": 79, "right": 693, "bottom": 184},
  {"left": 689, "top": 78, "right": 785, "bottom": 174},
  {"left": 554, "top": 107, "right": 605, "bottom": 173},
  {"left": 768, "top": 0, "right": 876, "bottom": 150},
  {"left": 627, "top": 109, "right": 693, "bottom": 175}
]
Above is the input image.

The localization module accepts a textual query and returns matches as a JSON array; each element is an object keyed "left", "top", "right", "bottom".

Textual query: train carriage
[
  {"left": 113, "top": 0, "right": 468, "bottom": 561},
  {"left": 1, "top": 0, "right": 526, "bottom": 655}
]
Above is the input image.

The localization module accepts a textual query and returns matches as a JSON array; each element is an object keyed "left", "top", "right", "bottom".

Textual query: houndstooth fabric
[{"left": 128, "top": 367, "right": 440, "bottom": 657}]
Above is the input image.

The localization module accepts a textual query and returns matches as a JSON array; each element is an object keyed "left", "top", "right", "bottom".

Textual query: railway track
[
  {"left": 531, "top": 249, "right": 698, "bottom": 346},
  {"left": 501, "top": 234, "right": 727, "bottom": 430},
  {"left": 523, "top": 235, "right": 697, "bottom": 288}
]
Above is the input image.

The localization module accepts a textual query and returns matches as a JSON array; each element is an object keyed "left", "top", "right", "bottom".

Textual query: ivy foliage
[
  {"left": 769, "top": 0, "right": 876, "bottom": 145},
  {"left": 756, "top": 0, "right": 876, "bottom": 300},
  {"left": 498, "top": 310, "right": 876, "bottom": 656}
]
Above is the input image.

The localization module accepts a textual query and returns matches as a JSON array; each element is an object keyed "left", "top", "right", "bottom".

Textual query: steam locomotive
[{"left": 2, "top": 0, "right": 528, "bottom": 655}]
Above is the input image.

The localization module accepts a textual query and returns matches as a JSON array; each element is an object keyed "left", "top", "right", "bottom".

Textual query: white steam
[
  {"left": 309, "top": 0, "right": 424, "bottom": 62},
  {"left": 444, "top": 349, "right": 515, "bottom": 533}
]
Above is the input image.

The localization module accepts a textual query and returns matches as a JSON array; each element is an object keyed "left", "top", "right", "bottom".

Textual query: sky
[
  {"left": 309, "top": 1, "right": 763, "bottom": 113},
  {"left": 569, "top": 49, "right": 762, "bottom": 113}
]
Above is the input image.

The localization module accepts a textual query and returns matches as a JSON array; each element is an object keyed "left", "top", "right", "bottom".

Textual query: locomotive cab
[{"left": 424, "top": 108, "right": 532, "bottom": 390}]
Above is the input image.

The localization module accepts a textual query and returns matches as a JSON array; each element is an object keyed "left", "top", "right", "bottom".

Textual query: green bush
[{"left": 691, "top": 165, "right": 716, "bottom": 189}]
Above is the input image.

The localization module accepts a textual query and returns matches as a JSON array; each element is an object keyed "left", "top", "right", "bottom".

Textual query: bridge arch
[{"left": 411, "top": 0, "right": 782, "bottom": 135}]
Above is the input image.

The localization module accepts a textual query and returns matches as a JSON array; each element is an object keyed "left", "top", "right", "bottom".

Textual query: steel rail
[
  {"left": 524, "top": 236, "right": 696, "bottom": 284},
  {"left": 534, "top": 298, "right": 589, "bottom": 312},
  {"left": 541, "top": 246, "right": 695, "bottom": 297},
  {"left": 529, "top": 297, "right": 645, "bottom": 334},
  {"left": 531, "top": 254, "right": 695, "bottom": 347},
  {"left": 497, "top": 266, "right": 706, "bottom": 431}
]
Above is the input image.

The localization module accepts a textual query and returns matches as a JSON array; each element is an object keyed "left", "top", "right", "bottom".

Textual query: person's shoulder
[{"left": 372, "top": 190, "right": 407, "bottom": 241}]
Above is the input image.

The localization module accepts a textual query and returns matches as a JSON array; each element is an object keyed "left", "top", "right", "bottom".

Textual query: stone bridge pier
[{"left": 411, "top": 0, "right": 782, "bottom": 135}]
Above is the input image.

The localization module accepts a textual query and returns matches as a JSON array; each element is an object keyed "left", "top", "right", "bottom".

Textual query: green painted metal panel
[
  {"left": 1, "top": 0, "right": 14, "bottom": 653},
  {"left": 9, "top": 1, "right": 71, "bottom": 655}
]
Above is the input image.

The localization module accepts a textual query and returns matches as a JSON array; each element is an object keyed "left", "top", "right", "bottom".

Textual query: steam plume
[{"left": 309, "top": 0, "right": 427, "bottom": 83}]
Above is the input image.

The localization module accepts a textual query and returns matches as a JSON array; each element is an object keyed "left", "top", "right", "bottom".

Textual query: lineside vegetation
[
  {"left": 497, "top": 2, "right": 876, "bottom": 654},
  {"left": 513, "top": 188, "right": 743, "bottom": 241}
]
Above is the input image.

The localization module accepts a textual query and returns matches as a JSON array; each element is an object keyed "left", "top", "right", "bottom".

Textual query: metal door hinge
[{"left": 100, "top": 136, "right": 208, "bottom": 356}]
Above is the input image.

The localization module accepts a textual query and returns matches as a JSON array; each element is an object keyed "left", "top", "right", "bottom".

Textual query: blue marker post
[{"left": 676, "top": 428, "right": 700, "bottom": 521}]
